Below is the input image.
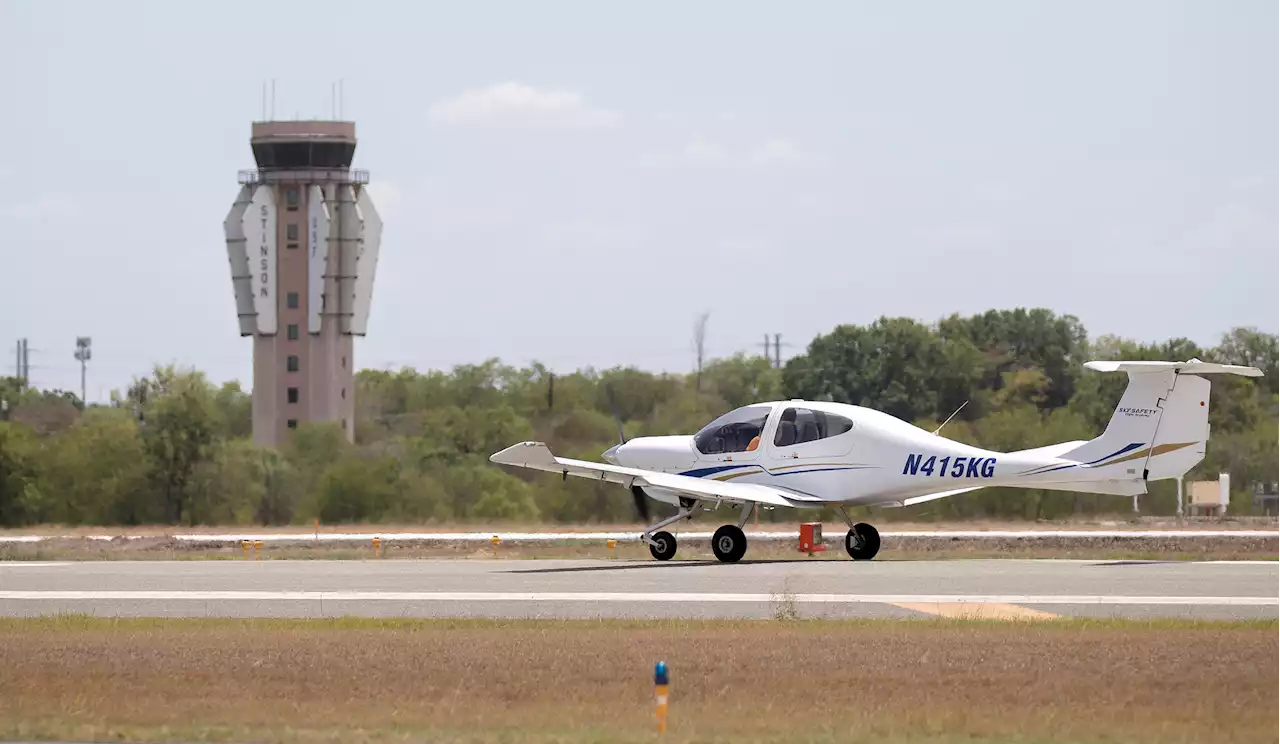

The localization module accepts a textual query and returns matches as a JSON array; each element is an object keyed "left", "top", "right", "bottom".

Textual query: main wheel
[
  {"left": 649, "top": 531, "right": 678, "bottom": 561},
  {"left": 711, "top": 524, "right": 748, "bottom": 563},
  {"left": 845, "top": 523, "right": 881, "bottom": 560}
]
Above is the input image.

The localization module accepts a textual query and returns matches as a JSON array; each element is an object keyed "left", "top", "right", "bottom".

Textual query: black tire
[
  {"left": 649, "top": 531, "right": 678, "bottom": 561},
  {"left": 845, "top": 523, "right": 881, "bottom": 560},
  {"left": 711, "top": 524, "right": 748, "bottom": 563}
]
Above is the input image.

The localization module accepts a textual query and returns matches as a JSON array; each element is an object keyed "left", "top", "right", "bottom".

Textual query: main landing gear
[
  {"left": 641, "top": 498, "right": 697, "bottom": 561},
  {"left": 641, "top": 501, "right": 755, "bottom": 563},
  {"left": 837, "top": 506, "right": 881, "bottom": 560},
  {"left": 709, "top": 503, "right": 754, "bottom": 563},
  {"left": 640, "top": 503, "right": 880, "bottom": 563}
]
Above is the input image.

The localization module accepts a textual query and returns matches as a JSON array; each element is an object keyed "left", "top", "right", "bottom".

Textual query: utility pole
[
  {"left": 693, "top": 312, "right": 710, "bottom": 392},
  {"left": 74, "top": 337, "right": 92, "bottom": 408},
  {"left": 773, "top": 333, "right": 782, "bottom": 368},
  {"left": 15, "top": 338, "right": 29, "bottom": 387},
  {"left": 763, "top": 334, "right": 771, "bottom": 362}
]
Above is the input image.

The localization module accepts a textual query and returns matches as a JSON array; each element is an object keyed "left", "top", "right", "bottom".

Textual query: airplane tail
[{"left": 1057, "top": 359, "right": 1262, "bottom": 483}]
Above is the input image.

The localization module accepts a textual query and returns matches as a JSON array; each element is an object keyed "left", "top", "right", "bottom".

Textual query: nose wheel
[
  {"left": 648, "top": 531, "right": 678, "bottom": 561},
  {"left": 844, "top": 522, "right": 881, "bottom": 560}
]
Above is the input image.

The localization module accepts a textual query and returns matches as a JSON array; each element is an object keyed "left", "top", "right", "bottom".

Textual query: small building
[{"left": 1187, "top": 474, "right": 1229, "bottom": 517}]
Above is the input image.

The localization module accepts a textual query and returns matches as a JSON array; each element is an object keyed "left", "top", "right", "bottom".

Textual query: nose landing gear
[{"left": 648, "top": 530, "right": 678, "bottom": 561}]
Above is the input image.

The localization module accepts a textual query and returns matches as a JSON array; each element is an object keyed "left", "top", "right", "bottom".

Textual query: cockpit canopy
[
  {"left": 693, "top": 404, "right": 772, "bottom": 455},
  {"left": 692, "top": 402, "right": 855, "bottom": 455}
]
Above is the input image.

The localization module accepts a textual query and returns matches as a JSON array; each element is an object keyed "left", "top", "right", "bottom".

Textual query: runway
[{"left": 0, "top": 559, "right": 1275, "bottom": 621}]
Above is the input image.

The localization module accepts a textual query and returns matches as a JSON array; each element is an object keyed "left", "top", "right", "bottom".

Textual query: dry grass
[
  {"left": 3, "top": 516, "right": 1276, "bottom": 537},
  {"left": 0, "top": 616, "right": 1275, "bottom": 744},
  {"left": 2, "top": 533, "right": 1275, "bottom": 563}
]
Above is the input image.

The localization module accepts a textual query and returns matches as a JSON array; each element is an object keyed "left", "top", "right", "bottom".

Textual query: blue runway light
[{"left": 654, "top": 661, "right": 669, "bottom": 685}]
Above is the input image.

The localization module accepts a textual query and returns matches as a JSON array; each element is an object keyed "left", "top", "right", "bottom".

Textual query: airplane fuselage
[{"left": 603, "top": 400, "right": 1129, "bottom": 508}]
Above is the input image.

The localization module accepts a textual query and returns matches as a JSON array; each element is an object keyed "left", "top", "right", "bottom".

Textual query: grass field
[{"left": 1, "top": 616, "right": 1275, "bottom": 744}]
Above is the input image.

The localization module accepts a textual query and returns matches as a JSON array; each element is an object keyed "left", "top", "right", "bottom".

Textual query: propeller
[
  {"left": 605, "top": 383, "right": 651, "bottom": 523},
  {"left": 630, "top": 485, "right": 651, "bottom": 522}
]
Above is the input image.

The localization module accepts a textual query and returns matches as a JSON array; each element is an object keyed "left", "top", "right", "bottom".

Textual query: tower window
[
  {"left": 341, "top": 387, "right": 346, "bottom": 399},
  {"left": 287, "top": 387, "right": 299, "bottom": 404},
  {"left": 341, "top": 355, "right": 346, "bottom": 369},
  {"left": 286, "top": 223, "right": 299, "bottom": 241},
  {"left": 287, "top": 292, "right": 299, "bottom": 309},
  {"left": 287, "top": 324, "right": 299, "bottom": 340},
  {"left": 287, "top": 419, "right": 298, "bottom": 429},
  {"left": 285, "top": 188, "right": 299, "bottom": 210},
  {"left": 287, "top": 355, "right": 299, "bottom": 372}
]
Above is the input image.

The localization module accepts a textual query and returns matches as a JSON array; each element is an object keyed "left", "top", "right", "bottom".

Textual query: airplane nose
[{"left": 602, "top": 444, "right": 621, "bottom": 465}]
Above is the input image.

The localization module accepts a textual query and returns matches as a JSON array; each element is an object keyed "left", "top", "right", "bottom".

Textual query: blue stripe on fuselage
[
  {"left": 678, "top": 465, "right": 747, "bottom": 478},
  {"left": 677, "top": 464, "right": 870, "bottom": 479}
]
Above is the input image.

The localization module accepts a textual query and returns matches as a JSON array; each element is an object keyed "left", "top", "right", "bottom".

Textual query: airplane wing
[{"left": 490, "top": 441, "right": 813, "bottom": 508}]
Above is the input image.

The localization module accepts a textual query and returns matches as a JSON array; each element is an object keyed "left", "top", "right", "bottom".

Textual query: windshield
[{"left": 693, "top": 404, "right": 773, "bottom": 455}]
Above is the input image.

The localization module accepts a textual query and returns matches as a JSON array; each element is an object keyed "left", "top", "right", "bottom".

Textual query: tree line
[{"left": 0, "top": 308, "right": 1275, "bottom": 527}]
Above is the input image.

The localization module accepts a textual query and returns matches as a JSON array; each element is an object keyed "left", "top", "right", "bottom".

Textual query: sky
[{"left": 1, "top": 0, "right": 1276, "bottom": 401}]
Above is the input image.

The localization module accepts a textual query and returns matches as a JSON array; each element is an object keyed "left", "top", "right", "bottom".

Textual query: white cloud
[
  {"left": 748, "top": 139, "right": 805, "bottom": 166},
  {"left": 680, "top": 139, "right": 730, "bottom": 164},
  {"left": 670, "top": 138, "right": 820, "bottom": 170},
  {"left": 368, "top": 180, "right": 405, "bottom": 219},
  {"left": 1, "top": 196, "right": 73, "bottom": 220},
  {"left": 428, "top": 82, "right": 619, "bottom": 129}
]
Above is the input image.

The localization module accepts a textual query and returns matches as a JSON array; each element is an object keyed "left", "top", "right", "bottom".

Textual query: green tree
[
  {"left": 36, "top": 408, "right": 150, "bottom": 525},
  {"left": 0, "top": 422, "right": 41, "bottom": 525},
  {"left": 133, "top": 366, "right": 222, "bottom": 525}
]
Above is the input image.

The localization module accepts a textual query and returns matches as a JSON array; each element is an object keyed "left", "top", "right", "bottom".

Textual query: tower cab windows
[
  {"left": 694, "top": 404, "right": 772, "bottom": 455},
  {"left": 774, "top": 407, "right": 853, "bottom": 447}
]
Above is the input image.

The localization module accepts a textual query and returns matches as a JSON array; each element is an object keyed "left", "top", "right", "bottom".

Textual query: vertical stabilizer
[{"left": 1063, "top": 359, "right": 1262, "bottom": 482}]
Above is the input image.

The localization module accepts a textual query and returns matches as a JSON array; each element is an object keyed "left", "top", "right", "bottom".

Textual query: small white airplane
[{"left": 491, "top": 358, "right": 1262, "bottom": 563}]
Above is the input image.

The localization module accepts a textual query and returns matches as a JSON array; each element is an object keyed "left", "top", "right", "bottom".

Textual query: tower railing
[{"left": 238, "top": 169, "right": 370, "bottom": 185}]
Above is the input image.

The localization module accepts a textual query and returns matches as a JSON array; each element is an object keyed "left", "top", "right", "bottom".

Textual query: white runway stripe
[{"left": 0, "top": 591, "right": 1273, "bottom": 606}]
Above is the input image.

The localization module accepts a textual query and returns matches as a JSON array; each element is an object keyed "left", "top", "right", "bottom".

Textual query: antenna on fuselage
[{"left": 932, "top": 400, "right": 969, "bottom": 436}]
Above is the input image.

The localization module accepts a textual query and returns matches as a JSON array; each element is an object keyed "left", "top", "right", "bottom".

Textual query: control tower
[{"left": 223, "top": 120, "right": 382, "bottom": 446}]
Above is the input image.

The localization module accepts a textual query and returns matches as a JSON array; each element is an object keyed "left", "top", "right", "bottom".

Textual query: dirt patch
[{"left": 0, "top": 616, "right": 1274, "bottom": 744}]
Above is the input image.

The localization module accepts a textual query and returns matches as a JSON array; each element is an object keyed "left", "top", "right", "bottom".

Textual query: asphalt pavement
[{"left": 0, "top": 558, "right": 1274, "bottom": 621}]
